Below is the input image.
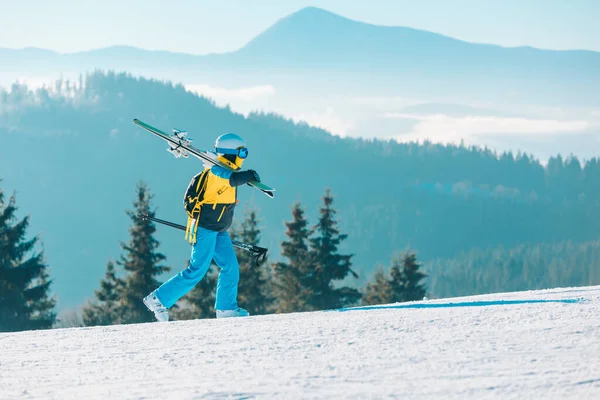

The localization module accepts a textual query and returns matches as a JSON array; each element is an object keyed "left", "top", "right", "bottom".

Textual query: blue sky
[{"left": 1, "top": 0, "right": 598, "bottom": 54}]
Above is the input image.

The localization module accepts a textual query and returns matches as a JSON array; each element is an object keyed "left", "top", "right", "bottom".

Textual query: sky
[{"left": 1, "top": 0, "right": 599, "bottom": 54}]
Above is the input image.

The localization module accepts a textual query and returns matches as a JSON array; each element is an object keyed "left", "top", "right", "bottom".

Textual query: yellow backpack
[{"left": 182, "top": 168, "right": 237, "bottom": 243}]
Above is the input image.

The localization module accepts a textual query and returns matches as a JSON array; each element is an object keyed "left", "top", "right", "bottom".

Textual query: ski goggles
[{"left": 216, "top": 146, "right": 248, "bottom": 159}]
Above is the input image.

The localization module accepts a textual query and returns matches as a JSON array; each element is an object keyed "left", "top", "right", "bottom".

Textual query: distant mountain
[
  {"left": 0, "top": 45, "right": 200, "bottom": 71},
  {"left": 1, "top": 7, "right": 598, "bottom": 105},
  {"left": 232, "top": 6, "right": 470, "bottom": 67},
  {"left": 235, "top": 7, "right": 599, "bottom": 69}
]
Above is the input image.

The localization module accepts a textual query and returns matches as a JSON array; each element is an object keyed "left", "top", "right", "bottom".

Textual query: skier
[{"left": 143, "top": 132, "right": 261, "bottom": 322}]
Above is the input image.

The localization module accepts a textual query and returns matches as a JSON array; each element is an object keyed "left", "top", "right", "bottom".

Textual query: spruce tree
[
  {"left": 118, "top": 182, "right": 170, "bottom": 323},
  {"left": 362, "top": 267, "right": 392, "bottom": 305},
  {"left": 0, "top": 186, "right": 56, "bottom": 332},
  {"left": 82, "top": 260, "right": 124, "bottom": 326},
  {"left": 388, "top": 255, "right": 405, "bottom": 302},
  {"left": 231, "top": 206, "right": 273, "bottom": 315},
  {"left": 308, "top": 189, "right": 361, "bottom": 310},
  {"left": 272, "top": 202, "right": 313, "bottom": 313},
  {"left": 170, "top": 261, "right": 217, "bottom": 320},
  {"left": 362, "top": 251, "right": 427, "bottom": 305},
  {"left": 378, "top": 251, "right": 428, "bottom": 303},
  {"left": 398, "top": 251, "right": 428, "bottom": 302}
]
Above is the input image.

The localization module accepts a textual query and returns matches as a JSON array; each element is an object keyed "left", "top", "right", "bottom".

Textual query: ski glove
[{"left": 229, "top": 169, "right": 261, "bottom": 187}]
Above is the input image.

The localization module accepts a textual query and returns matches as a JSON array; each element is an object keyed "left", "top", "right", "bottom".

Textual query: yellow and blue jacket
[{"left": 183, "top": 160, "right": 258, "bottom": 242}]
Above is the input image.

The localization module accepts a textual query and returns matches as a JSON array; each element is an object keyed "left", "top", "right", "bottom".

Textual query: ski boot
[
  {"left": 216, "top": 307, "right": 249, "bottom": 318},
  {"left": 143, "top": 291, "right": 169, "bottom": 322}
]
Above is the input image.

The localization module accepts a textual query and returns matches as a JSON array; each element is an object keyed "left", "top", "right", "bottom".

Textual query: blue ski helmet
[{"left": 215, "top": 133, "right": 248, "bottom": 159}]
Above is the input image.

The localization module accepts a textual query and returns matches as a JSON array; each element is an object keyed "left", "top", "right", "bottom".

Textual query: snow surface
[{"left": 1, "top": 286, "right": 599, "bottom": 399}]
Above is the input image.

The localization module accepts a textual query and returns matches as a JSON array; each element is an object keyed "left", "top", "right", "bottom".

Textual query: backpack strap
[{"left": 184, "top": 169, "right": 210, "bottom": 243}]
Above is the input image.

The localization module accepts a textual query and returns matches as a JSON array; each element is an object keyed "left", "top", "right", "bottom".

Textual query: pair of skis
[
  {"left": 133, "top": 118, "right": 273, "bottom": 266},
  {"left": 132, "top": 119, "right": 275, "bottom": 198}
]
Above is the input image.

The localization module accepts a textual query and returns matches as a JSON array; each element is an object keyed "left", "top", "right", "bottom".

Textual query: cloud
[
  {"left": 184, "top": 84, "right": 276, "bottom": 103},
  {"left": 292, "top": 107, "right": 355, "bottom": 136},
  {"left": 385, "top": 113, "right": 592, "bottom": 144},
  {"left": 347, "top": 95, "right": 423, "bottom": 109},
  {"left": 0, "top": 76, "right": 57, "bottom": 91}
]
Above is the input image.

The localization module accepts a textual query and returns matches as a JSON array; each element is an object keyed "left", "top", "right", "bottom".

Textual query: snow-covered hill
[{"left": 1, "top": 286, "right": 599, "bottom": 399}]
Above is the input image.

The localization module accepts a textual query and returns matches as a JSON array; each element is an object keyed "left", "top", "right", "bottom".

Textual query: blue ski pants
[{"left": 155, "top": 227, "right": 240, "bottom": 311}]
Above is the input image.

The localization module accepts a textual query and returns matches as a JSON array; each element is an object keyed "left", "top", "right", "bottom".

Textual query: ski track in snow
[{"left": 1, "top": 286, "right": 599, "bottom": 399}]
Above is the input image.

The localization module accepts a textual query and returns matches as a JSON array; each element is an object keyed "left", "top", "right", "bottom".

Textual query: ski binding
[{"left": 166, "top": 129, "right": 192, "bottom": 158}]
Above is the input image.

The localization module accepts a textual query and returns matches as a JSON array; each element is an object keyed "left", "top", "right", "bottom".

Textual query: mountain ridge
[{"left": 1, "top": 7, "right": 599, "bottom": 57}]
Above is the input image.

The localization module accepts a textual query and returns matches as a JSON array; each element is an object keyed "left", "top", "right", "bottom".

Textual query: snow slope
[{"left": 1, "top": 286, "right": 599, "bottom": 399}]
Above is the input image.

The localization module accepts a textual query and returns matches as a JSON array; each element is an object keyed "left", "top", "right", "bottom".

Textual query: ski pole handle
[{"left": 253, "top": 248, "right": 268, "bottom": 266}]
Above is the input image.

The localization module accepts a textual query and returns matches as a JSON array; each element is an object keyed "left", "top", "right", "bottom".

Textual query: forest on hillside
[
  {"left": 425, "top": 239, "right": 600, "bottom": 298},
  {"left": 2, "top": 177, "right": 598, "bottom": 332},
  {"left": 1, "top": 71, "right": 599, "bottom": 310}
]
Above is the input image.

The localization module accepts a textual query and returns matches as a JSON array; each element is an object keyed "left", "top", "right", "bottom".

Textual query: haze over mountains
[{"left": 1, "top": 7, "right": 598, "bottom": 162}]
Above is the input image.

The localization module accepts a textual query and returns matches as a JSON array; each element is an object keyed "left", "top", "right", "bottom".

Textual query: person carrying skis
[{"left": 143, "top": 133, "right": 261, "bottom": 322}]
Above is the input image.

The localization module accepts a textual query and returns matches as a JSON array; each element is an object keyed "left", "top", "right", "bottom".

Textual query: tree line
[
  {"left": 0, "top": 181, "right": 427, "bottom": 331},
  {"left": 425, "top": 239, "right": 600, "bottom": 298},
  {"left": 2, "top": 70, "right": 600, "bottom": 275},
  {"left": 2, "top": 71, "right": 600, "bottom": 331},
  {"left": 3, "top": 176, "right": 599, "bottom": 332}
]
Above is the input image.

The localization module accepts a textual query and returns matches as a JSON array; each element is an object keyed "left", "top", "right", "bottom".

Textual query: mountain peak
[
  {"left": 234, "top": 6, "right": 463, "bottom": 63},
  {"left": 266, "top": 6, "right": 372, "bottom": 33},
  {"left": 285, "top": 6, "right": 350, "bottom": 21}
]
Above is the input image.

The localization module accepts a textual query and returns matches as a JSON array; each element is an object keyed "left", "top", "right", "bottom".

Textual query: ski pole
[{"left": 138, "top": 214, "right": 268, "bottom": 266}]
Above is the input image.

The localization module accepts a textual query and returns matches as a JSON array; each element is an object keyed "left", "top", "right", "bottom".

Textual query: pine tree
[
  {"left": 272, "top": 202, "right": 313, "bottom": 313},
  {"left": 118, "top": 182, "right": 170, "bottom": 323},
  {"left": 398, "top": 251, "right": 428, "bottom": 302},
  {"left": 362, "top": 267, "right": 392, "bottom": 305},
  {"left": 231, "top": 206, "right": 273, "bottom": 315},
  {"left": 170, "top": 261, "right": 217, "bottom": 320},
  {"left": 384, "top": 251, "right": 427, "bottom": 303},
  {"left": 0, "top": 186, "right": 56, "bottom": 332},
  {"left": 82, "top": 260, "right": 124, "bottom": 326},
  {"left": 362, "top": 251, "right": 427, "bottom": 305},
  {"left": 308, "top": 189, "right": 361, "bottom": 310},
  {"left": 387, "top": 255, "right": 405, "bottom": 302}
]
